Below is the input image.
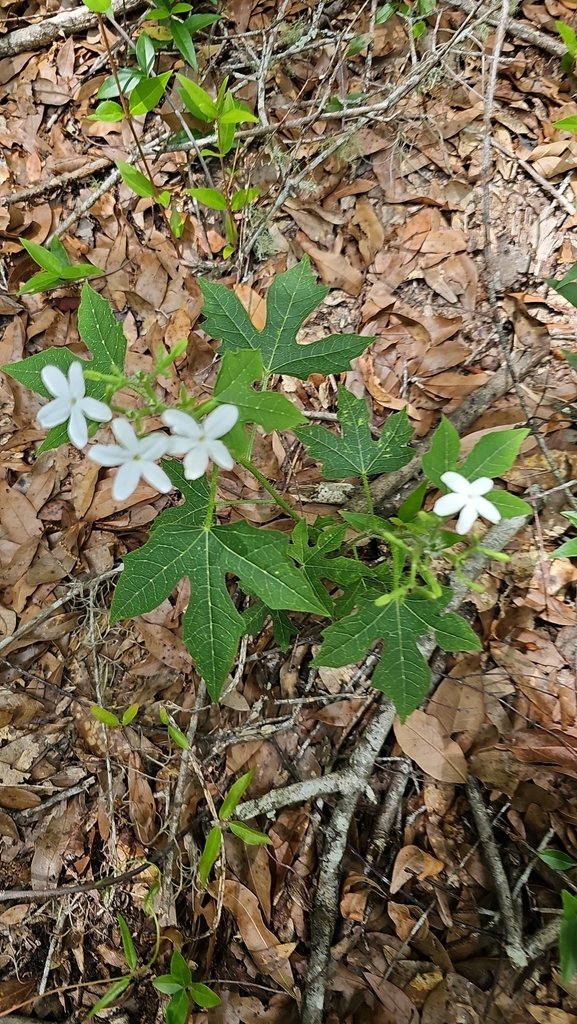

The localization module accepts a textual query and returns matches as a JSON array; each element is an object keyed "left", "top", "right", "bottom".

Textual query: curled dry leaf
[
  {"left": 390, "top": 845, "right": 445, "bottom": 895},
  {"left": 298, "top": 238, "right": 364, "bottom": 296},
  {"left": 394, "top": 710, "right": 468, "bottom": 784},
  {"left": 222, "top": 880, "right": 296, "bottom": 996}
]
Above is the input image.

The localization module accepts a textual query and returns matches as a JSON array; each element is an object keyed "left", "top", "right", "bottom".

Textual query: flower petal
[
  {"left": 88, "top": 443, "right": 127, "bottom": 467},
  {"left": 81, "top": 396, "right": 113, "bottom": 423},
  {"left": 162, "top": 409, "right": 202, "bottom": 439},
  {"left": 440, "top": 471, "right": 470, "bottom": 494},
  {"left": 68, "top": 360, "right": 86, "bottom": 399},
  {"left": 207, "top": 438, "right": 234, "bottom": 471},
  {"left": 137, "top": 432, "right": 169, "bottom": 461},
  {"left": 141, "top": 461, "right": 173, "bottom": 494},
  {"left": 112, "top": 460, "right": 142, "bottom": 502},
  {"left": 204, "top": 404, "right": 239, "bottom": 439},
  {"left": 67, "top": 405, "right": 88, "bottom": 449},
  {"left": 166, "top": 434, "right": 195, "bottom": 456},
  {"left": 474, "top": 495, "right": 501, "bottom": 524},
  {"left": 433, "top": 493, "right": 467, "bottom": 517},
  {"left": 111, "top": 419, "right": 139, "bottom": 452},
  {"left": 183, "top": 441, "right": 210, "bottom": 479},
  {"left": 41, "top": 364, "right": 68, "bottom": 399},
  {"left": 468, "top": 476, "right": 494, "bottom": 496},
  {"left": 37, "top": 396, "right": 71, "bottom": 429},
  {"left": 456, "top": 501, "right": 479, "bottom": 535}
]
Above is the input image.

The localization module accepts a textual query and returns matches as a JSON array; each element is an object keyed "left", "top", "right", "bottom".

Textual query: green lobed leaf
[
  {"left": 116, "top": 160, "right": 156, "bottom": 198},
  {"left": 295, "top": 385, "right": 413, "bottom": 479},
  {"left": 129, "top": 72, "right": 171, "bottom": 115},
  {"left": 313, "top": 591, "right": 481, "bottom": 721},
  {"left": 229, "top": 821, "right": 272, "bottom": 845},
  {"left": 198, "top": 826, "right": 222, "bottom": 886},
  {"left": 186, "top": 186, "right": 227, "bottom": 210},
  {"left": 219, "top": 769, "right": 254, "bottom": 820},
  {"left": 421, "top": 415, "right": 459, "bottom": 489},
  {"left": 460, "top": 428, "right": 530, "bottom": 481},
  {"left": 213, "top": 350, "right": 304, "bottom": 431},
  {"left": 166, "top": 988, "right": 190, "bottom": 1024},
  {"left": 110, "top": 463, "right": 327, "bottom": 700},
  {"left": 200, "top": 257, "right": 370, "bottom": 379},
  {"left": 116, "top": 913, "right": 138, "bottom": 972},
  {"left": 170, "top": 951, "right": 192, "bottom": 988},
  {"left": 87, "top": 977, "right": 131, "bottom": 1017},
  {"left": 539, "top": 850, "right": 577, "bottom": 871},
  {"left": 188, "top": 983, "right": 221, "bottom": 1009},
  {"left": 290, "top": 518, "right": 371, "bottom": 615},
  {"left": 171, "top": 21, "right": 197, "bottom": 70}
]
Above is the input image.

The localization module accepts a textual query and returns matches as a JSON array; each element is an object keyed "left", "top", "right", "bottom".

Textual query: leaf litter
[{"left": 2, "top": 0, "right": 577, "bottom": 1022}]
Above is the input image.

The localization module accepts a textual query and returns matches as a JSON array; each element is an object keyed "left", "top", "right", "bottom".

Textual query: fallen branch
[
  {"left": 236, "top": 771, "right": 355, "bottom": 820},
  {"left": 443, "top": 0, "right": 565, "bottom": 57},
  {"left": 466, "top": 775, "right": 528, "bottom": 968},
  {"left": 0, "top": 0, "right": 143, "bottom": 58}
]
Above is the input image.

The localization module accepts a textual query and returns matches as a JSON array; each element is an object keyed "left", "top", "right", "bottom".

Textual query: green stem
[
  {"left": 83, "top": 370, "right": 125, "bottom": 385},
  {"left": 361, "top": 473, "right": 374, "bottom": 516},
  {"left": 239, "top": 456, "right": 301, "bottom": 522},
  {"left": 205, "top": 465, "right": 219, "bottom": 529}
]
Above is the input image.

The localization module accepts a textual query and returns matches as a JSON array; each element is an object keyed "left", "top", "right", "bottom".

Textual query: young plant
[
  {"left": 538, "top": 849, "right": 577, "bottom": 983},
  {"left": 152, "top": 951, "right": 220, "bottom": 1022},
  {"left": 4, "top": 257, "right": 531, "bottom": 724},
  {"left": 374, "top": 0, "right": 436, "bottom": 38},
  {"left": 18, "top": 237, "right": 104, "bottom": 295},
  {"left": 198, "top": 769, "right": 271, "bottom": 889}
]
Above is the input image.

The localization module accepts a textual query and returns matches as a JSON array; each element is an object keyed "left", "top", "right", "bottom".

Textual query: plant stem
[
  {"left": 361, "top": 473, "right": 374, "bottom": 516},
  {"left": 239, "top": 456, "right": 301, "bottom": 522},
  {"left": 205, "top": 464, "right": 219, "bottom": 529}
]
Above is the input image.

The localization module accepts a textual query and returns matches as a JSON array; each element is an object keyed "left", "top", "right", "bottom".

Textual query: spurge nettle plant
[{"left": 3, "top": 257, "right": 533, "bottom": 720}]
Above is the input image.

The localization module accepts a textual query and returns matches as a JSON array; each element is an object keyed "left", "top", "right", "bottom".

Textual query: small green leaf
[
  {"left": 376, "top": 3, "right": 396, "bottom": 22},
  {"left": 219, "top": 769, "right": 254, "bottom": 820},
  {"left": 184, "top": 12, "right": 220, "bottom": 31},
  {"left": 19, "top": 238, "right": 63, "bottom": 274},
  {"left": 561, "top": 891, "right": 577, "bottom": 983},
  {"left": 218, "top": 105, "right": 259, "bottom": 125},
  {"left": 18, "top": 270, "right": 63, "bottom": 295},
  {"left": 136, "top": 31, "right": 156, "bottom": 75},
  {"left": 186, "top": 186, "right": 227, "bottom": 211},
  {"left": 230, "top": 187, "right": 260, "bottom": 212},
  {"left": 554, "top": 116, "right": 577, "bottom": 135},
  {"left": 176, "top": 73, "right": 218, "bottom": 121},
  {"left": 171, "top": 21, "right": 197, "bottom": 70},
  {"left": 397, "top": 481, "right": 427, "bottom": 523},
  {"left": 90, "top": 705, "right": 120, "bottom": 727},
  {"left": 116, "top": 913, "right": 138, "bottom": 972},
  {"left": 168, "top": 724, "right": 189, "bottom": 749},
  {"left": 143, "top": 876, "right": 160, "bottom": 914},
  {"left": 198, "top": 826, "right": 222, "bottom": 886},
  {"left": 214, "top": 350, "right": 304, "bottom": 432},
  {"left": 129, "top": 71, "right": 171, "bottom": 115},
  {"left": 539, "top": 849, "right": 577, "bottom": 871},
  {"left": 557, "top": 19, "right": 577, "bottom": 56},
  {"left": 88, "top": 100, "right": 125, "bottom": 122},
  {"left": 81, "top": 0, "right": 112, "bottom": 11},
  {"left": 421, "top": 415, "right": 459, "bottom": 489},
  {"left": 166, "top": 989, "right": 189, "bottom": 1024},
  {"left": 222, "top": 243, "right": 235, "bottom": 258},
  {"left": 487, "top": 490, "right": 531, "bottom": 519},
  {"left": 412, "top": 20, "right": 426, "bottom": 38},
  {"left": 87, "top": 978, "right": 131, "bottom": 1017},
  {"left": 116, "top": 160, "right": 156, "bottom": 198},
  {"left": 553, "top": 537, "right": 577, "bottom": 559},
  {"left": 229, "top": 821, "right": 272, "bottom": 845},
  {"left": 98, "top": 67, "right": 144, "bottom": 98},
  {"left": 59, "top": 263, "right": 105, "bottom": 281},
  {"left": 347, "top": 33, "right": 371, "bottom": 55},
  {"left": 170, "top": 951, "right": 192, "bottom": 988},
  {"left": 157, "top": 190, "right": 171, "bottom": 208},
  {"left": 122, "top": 703, "right": 139, "bottom": 725},
  {"left": 460, "top": 428, "right": 530, "bottom": 481},
  {"left": 49, "top": 235, "right": 71, "bottom": 268},
  {"left": 170, "top": 208, "right": 184, "bottom": 237},
  {"left": 188, "top": 983, "right": 221, "bottom": 1008},
  {"left": 152, "top": 976, "right": 183, "bottom": 995},
  {"left": 295, "top": 386, "right": 414, "bottom": 479}
]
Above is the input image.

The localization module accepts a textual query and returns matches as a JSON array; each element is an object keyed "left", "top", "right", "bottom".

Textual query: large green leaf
[
  {"left": 2, "top": 284, "right": 126, "bottom": 454},
  {"left": 110, "top": 463, "right": 327, "bottom": 700},
  {"left": 200, "top": 257, "right": 369, "bottom": 379},
  {"left": 313, "top": 590, "right": 481, "bottom": 720},
  {"left": 214, "top": 350, "right": 304, "bottom": 431},
  {"left": 295, "top": 385, "right": 413, "bottom": 479}
]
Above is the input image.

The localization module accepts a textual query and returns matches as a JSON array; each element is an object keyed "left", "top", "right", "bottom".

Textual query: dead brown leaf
[
  {"left": 390, "top": 845, "right": 444, "bottom": 894},
  {"left": 394, "top": 711, "right": 468, "bottom": 783}
]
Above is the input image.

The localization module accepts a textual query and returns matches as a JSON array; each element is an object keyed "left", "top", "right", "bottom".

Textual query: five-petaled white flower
[
  {"left": 162, "top": 405, "right": 239, "bottom": 480},
  {"left": 88, "top": 419, "right": 173, "bottom": 502},
  {"left": 37, "top": 362, "right": 112, "bottom": 449},
  {"left": 433, "top": 471, "right": 501, "bottom": 535}
]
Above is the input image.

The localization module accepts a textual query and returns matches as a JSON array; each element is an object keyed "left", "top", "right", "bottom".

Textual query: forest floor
[{"left": 1, "top": 0, "right": 577, "bottom": 1022}]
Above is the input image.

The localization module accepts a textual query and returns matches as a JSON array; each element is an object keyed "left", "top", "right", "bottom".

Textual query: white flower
[
  {"left": 162, "top": 405, "right": 239, "bottom": 480},
  {"left": 37, "top": 361, "right": 112, "bottom": 449},
  {"left": 88, "top": 419, "right": 173, "bottom": 502},
  {"left": 433, "top": 471, "right": 501, "bottom": 535}
]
